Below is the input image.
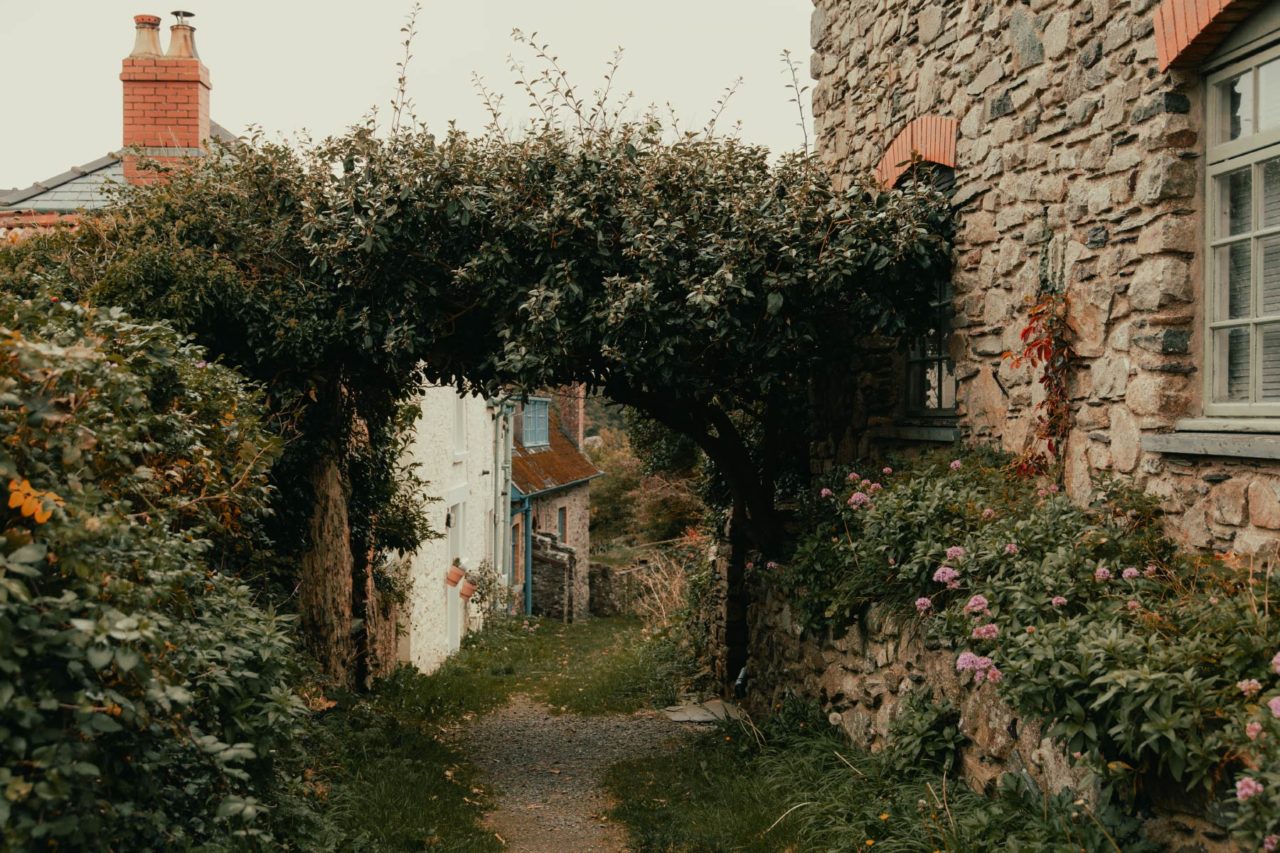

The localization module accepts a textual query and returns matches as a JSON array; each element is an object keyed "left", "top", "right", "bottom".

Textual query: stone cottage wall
[
  {"left": 747, "top": 588, "right": 1234, "bottom": 850},
  {"left": 808, "top": 0, "right": 1280, "bottom": 555}
]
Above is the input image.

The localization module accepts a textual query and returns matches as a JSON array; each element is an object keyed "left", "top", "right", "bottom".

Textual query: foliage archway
[{"left": 1, "top": 107, "right": 951, "bottom": 683}]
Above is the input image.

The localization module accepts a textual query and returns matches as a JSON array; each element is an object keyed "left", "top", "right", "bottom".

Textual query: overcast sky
[{"left": 0, "top": 1, "right": 812, "bottom": 190}]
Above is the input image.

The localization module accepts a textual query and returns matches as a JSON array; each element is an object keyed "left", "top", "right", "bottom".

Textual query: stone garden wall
[
  {"left": 530, "top": 532, "right": 589, "bottom": 622},
  {"left": 747, "top": 587, "right": 1236, "bottom": 850},
  {"left": 808, "top": 0, "right": 1280, "bottom": 556}
]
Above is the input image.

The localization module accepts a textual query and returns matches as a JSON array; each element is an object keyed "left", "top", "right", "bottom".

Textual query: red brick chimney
[
  {"left": 120, "top": 13, "right": 211, "bottom": 184},
  {"left": 556, "top": 384, "right": 587, "bottom": 450}
]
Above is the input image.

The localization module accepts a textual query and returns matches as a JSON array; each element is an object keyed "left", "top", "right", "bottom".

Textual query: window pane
[
  {"left": 940, "top": 358, "right": 956, "bottom": 409},
  {"left": 1264, "top": 324, "right": 1280, "bottom": 401},
  {"left": 1218, "top": 241, "right": 1254, "bottom": 319},
  {"left": 1222, "top": 71, "right": 1255, "bottom": 141},
  {"left": 1219, "top": 167, "right": 1253, "bottom": 236},
  {"left": 907, "top": 361, "right": 923, "bottom": 410},
  {"left": 1216, "top": 327, "right": 1252, "bottom": 402},
  {"left": 1262, "top": 59, "right": 1280, "bottom": 134},
  {"left": 1265, "top": 157, "right": 1280, "bottom": 228},
  {"left": 1264, "top": 235, "right": 1280, "bottom": 317}
]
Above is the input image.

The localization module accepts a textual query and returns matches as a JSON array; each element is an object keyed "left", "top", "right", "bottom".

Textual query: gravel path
[{"left": 465, "top": 695, "right": 694, "bottom": 852}]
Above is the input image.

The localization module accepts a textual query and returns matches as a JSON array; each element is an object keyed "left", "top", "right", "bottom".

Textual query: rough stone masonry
[{"left": 808, "top": 0, "right": 1280, "bottom": 556}]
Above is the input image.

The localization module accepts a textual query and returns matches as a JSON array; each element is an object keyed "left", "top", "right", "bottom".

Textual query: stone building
[
  {"left": 510, "top": 387, "right": 601, "bottom": 621},
  {"left": 809, "top": 0, "right": 1280, "bottom": 554}
]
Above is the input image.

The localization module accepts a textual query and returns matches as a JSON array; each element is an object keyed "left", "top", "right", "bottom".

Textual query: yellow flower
[
  {"left": 865, "top": 842, "right": 875, "bottom": 848},
  {"left": 879, "top": 813, "right": 889, "bottom": 821}
]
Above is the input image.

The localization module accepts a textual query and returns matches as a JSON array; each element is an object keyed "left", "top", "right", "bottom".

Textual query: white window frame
[
  {"left": 1203, "top": 37, "right": 1280, "bottom": 418},
  {"left": 522, "top": 398, "right": 551, "bottom": 448}
]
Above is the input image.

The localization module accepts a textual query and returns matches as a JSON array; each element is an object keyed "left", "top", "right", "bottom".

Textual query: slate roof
[
  {"left": 0, "top": 122, "right": 240, "bottom": 213},
  {"left": 511, "top": 411, "right": 602, "bottom": 497}
]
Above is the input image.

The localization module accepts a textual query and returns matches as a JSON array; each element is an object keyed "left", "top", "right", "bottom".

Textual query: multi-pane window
[
  {"left": 521, "top": 398, "right": 550, "bottom": 447},
  {"left": 1206, "top": 40, "right": 1280, "bottom": 414},
  {"left": 897, "top": 163, "right": 957, "bottom": 418},
  {"left": 906, "top": 279, "right": 957, "bottom": 416}
]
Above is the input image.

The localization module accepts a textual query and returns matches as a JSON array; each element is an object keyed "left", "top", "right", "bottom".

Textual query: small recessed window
[
  {"left": 896, "top": 163, "right": 957, "bottom": 419},
  {"left": 522, "top": 399, "right": 550, "bottom": 447}
]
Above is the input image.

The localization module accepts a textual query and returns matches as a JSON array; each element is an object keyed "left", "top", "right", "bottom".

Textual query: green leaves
[{"left": 0, "top": 292, "right": 312, "bottom": 849}]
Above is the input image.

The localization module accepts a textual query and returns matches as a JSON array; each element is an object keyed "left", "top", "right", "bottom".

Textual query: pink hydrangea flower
[
  {"left": 1264, "top": 835, "right": 1278, "bottom": 852},
  {"left": 869, "top": 482, "right": 883, "bottom": 493},
  {"left": 1237, "top": 777, "right": 1264, "bottom": 801},
  {"left": 933, "top": 566, "right": 960, "bottom": 585},
  {"left": 949, "top": 459, "right": 962, "bottom": 471},
  {"left": 1122, "top": 567, "right": 1140, "bottom": 580},
  {"left": 1004, "top": 543, "right": 1019, "bottom": 555},
  {"left": 981, "top": 508, "right": 996, "bottom": 520},
  {"left": 766, "top": 561, "right": 779, "bottom": 570},
  {"left": 955, "top": 652, "right": 981, "bottom": 672},
  {"left": 746, "top": 561, "right": 754, "bottom": 570},
  {"left": 1036, "top": 488, "right": 1048, "bottom": 498},
  {"left": 1126, "top": 600, "right": 1140, "bottom": 611},
  {"left": 964, "top": 594, "right": 990, "bottom": 616},
  {"left": 985, "top": 666, "right": 1003, "bottom": 684},
  {"left": 1272, "top": 651, "right": 1280, "bottom": 676},
  {"left": 1094, "top": 567, "right": 1112, "bottom": 581},
  {"left": 848, "top": 491, "right": 871, "bottom": 508},
  {"left": 1240, "top": 679, "right": 1263, "bottom": 698},
  {"left": 972, "top": 623, "right": 999, "bottom": 640},
  {"left": 847, "top": 471, "right": 860, "bottom": 482},
  {"left": 945, "top": 546, "right": 967, "bottom": 561},
  {"left": 1144, "top": 564, "right": 1159, "bottom": 578},
  {"left": 1269, "top": 696, "right": 1280, "bottom": 718},
  {"left": 861, "top": 479, "right": 873, "bottom": 489},
  {"left": 1247, "top": 721, "right": 1263, "bottom": 741},
  {"left": 1051, "top": 595, "right": 1068, "bottom": 607},
  {"left": 882, "top": 467, "right": 893, "bottom": 475},
  {"left": 915, "top": 597, "right": 932, "bottom": 613},
  {"left": 1047, "top": 484, "right": 1059, "bottom": 493},
  {"left": 820, "top": 487, "right": 834, "bottom": 498}
]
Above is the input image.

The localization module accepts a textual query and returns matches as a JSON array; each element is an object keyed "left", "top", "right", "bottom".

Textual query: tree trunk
[
  {"left": 724, "top": 501, "right": 750, "bottom": 689},
  {"left": 298, "top": 454, "right": 356, "bottom": 685}
]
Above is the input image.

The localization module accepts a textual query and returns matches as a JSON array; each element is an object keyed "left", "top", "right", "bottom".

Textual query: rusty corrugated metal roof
[{"left": 512, "top": 411, "right": 601, "bottom": 496}]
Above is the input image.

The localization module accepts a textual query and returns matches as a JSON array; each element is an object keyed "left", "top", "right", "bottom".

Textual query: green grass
[
  {"left": 604, "top": 707, "right": 1157, "bottom": 853},
  {"left": 310, "top": 671, "right": 502, "bottom": 852},
  {"left": 310, "top": 616, "right": 691, "bottom": 850},
  {"left": 416, "top": 615, "right": 689, "bottom": 716}
]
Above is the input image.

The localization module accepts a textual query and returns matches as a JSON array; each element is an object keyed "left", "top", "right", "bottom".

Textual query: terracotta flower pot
[
  {"left": 445, "top": 565, "right": 464, "bottom": 587},
  {"left": 459, "top": 579, "right": 477, "bottom": 600}
]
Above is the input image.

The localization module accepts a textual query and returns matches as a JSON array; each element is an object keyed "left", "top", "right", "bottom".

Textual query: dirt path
[{"left": 466, "top": 695, "right": 694, "bottom": 852}]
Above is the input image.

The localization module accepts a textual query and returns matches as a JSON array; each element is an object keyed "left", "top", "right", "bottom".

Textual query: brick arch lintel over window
[
  {"left": 1154, "top": 0, "right": 1269, "bottom": 70},
  {"left": 873, "top": 115, "right": 958, "bottom": 189}
]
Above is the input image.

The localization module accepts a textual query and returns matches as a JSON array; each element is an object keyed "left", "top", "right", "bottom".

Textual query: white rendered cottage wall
[{"left": 398, "top": 385, "right": 507, "bottom": 674}]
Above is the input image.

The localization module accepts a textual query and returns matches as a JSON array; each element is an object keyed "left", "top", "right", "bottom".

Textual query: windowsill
[
  {"left": 1142, "top": 420, "right": 1280, "bottom": 460},
  {"left": 452, "top": 451, "right": 468, "bottom": 464},
  {"left": 869, "top": 422, "right": 961, "bottom": 443},
  {"left": 1174, "top": 418, "right": 1280, "bottom": 434}
]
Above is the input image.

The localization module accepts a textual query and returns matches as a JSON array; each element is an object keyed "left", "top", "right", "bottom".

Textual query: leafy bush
[
  {"left": 0, "top": 292, "right": 321, "bottom": 848},
  {"left": 885, "top": 690, "right": 967, "bottom": 777},
  {"left": 769, "top": 450, "right": 1280, "bottom": 845}
]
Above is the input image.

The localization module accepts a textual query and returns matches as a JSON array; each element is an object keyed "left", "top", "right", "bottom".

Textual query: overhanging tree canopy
[{"left": 2, "top": 116, "right": 951, "bottom": 681}]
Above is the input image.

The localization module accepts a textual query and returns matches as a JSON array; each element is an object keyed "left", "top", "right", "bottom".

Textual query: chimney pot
[
  {"left": 165, "top": 12, "right": 199, "bottom": 59},
  {"left": 130, "top": 14, "right": 163, "bottom": 57}
]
